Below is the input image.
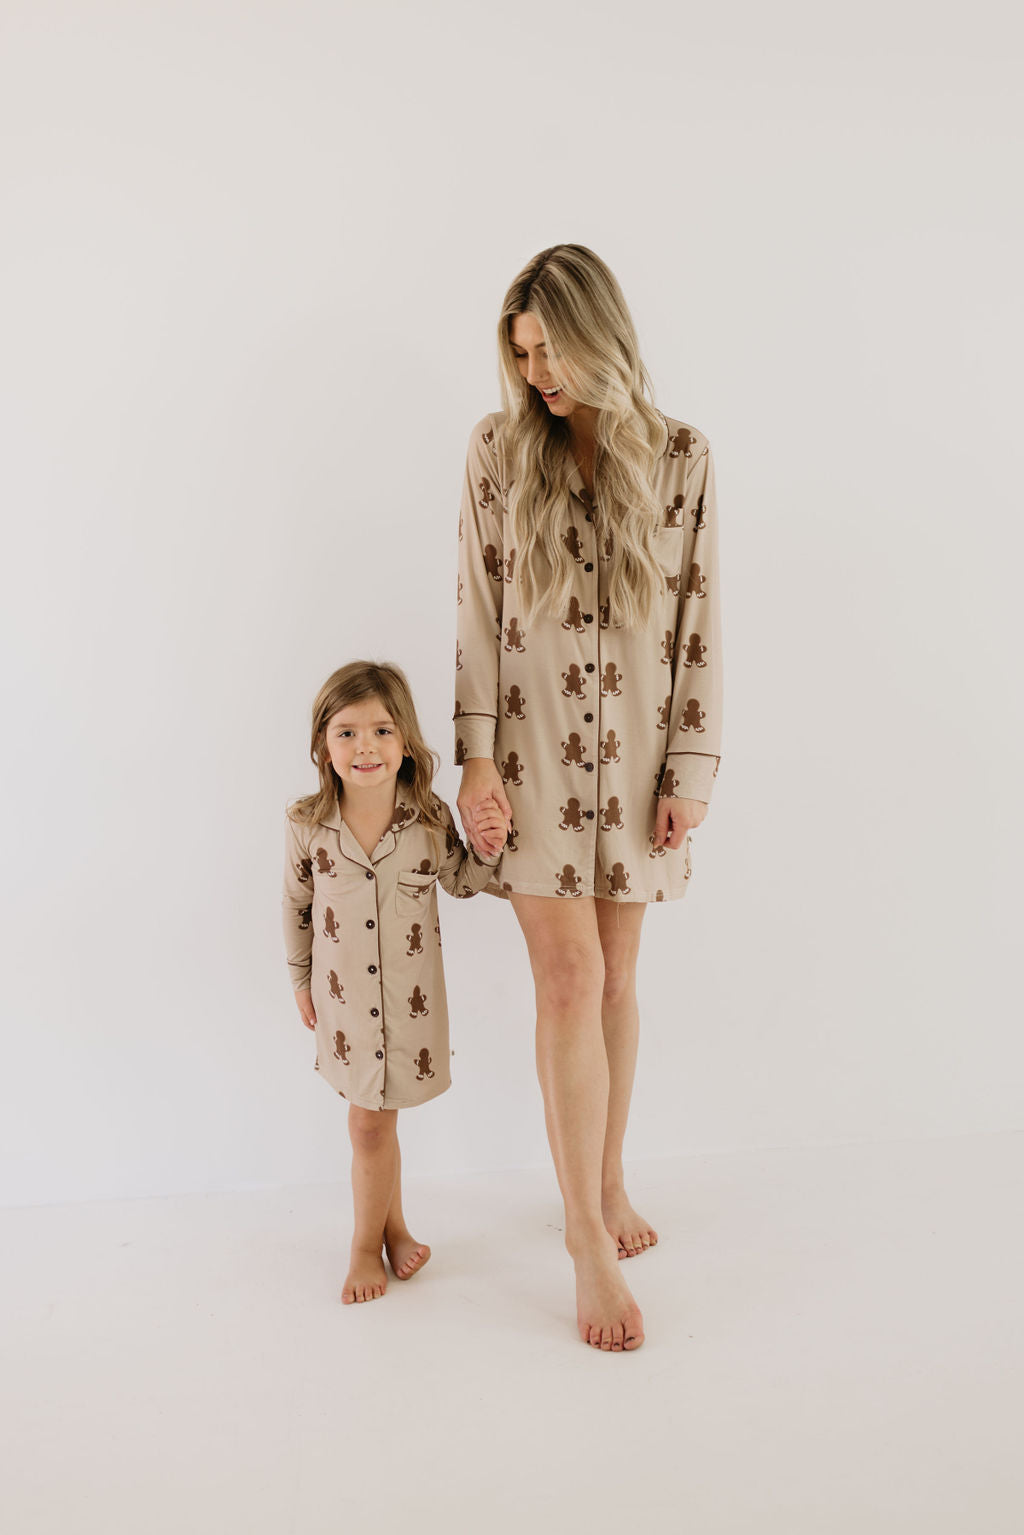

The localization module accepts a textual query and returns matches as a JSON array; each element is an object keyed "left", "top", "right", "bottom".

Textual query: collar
[
  {"left": 318, "top": 784, "right": 421, "bottom": 868},
  {"left": 566, "top": 411, "right": 669, "bottom": 502}
]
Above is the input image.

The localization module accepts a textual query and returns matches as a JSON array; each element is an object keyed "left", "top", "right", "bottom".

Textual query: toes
[
  {"left": 612, "top": 1322, "right": 624, "bottom": 1352},
  {"left": 600, "top": 1326, "right": 613, "bottom": 1351},
  {"left": 341, "top": 1288, "right": 354, "bottom": 1305}
]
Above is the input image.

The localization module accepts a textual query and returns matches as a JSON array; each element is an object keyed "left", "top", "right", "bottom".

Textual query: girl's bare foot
[
  {"left": 342, "top": 1246, "right": 388, "bottom": 1304},
  {"left": 384, "top": 1228, "right": 432, "bottom": 1281},
  {"left": 602, "top": 1189, "right": 659, "bottom": 1259},
  {"left": 570, "top": 1229, "right": 645, "bottom": 1351}
]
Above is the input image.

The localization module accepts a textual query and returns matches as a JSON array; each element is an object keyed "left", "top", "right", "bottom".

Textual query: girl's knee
[{"left": 348, "top": 1105, "right": 397, "bottom": 1152}]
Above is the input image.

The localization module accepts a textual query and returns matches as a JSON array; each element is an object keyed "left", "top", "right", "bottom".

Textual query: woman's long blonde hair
[
  {"left": 497, "top": 244, "right": 667, "bottom": 629},
  {"left": 288, "top": 661, "right": 448, "bottom": 854}
]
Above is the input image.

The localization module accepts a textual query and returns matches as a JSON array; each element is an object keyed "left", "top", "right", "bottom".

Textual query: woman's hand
[
  {"left": 458, "top": 758, "right": 512, "bottom": 856},
  {"left": 652, "top": 796, "right": 707, "bottom": 850},
  {"left": 295, "top": 990, "right": 316, "bottom": 1031}
]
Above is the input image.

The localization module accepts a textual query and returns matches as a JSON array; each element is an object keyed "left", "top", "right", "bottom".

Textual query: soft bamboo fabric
[
  {"left": 282, "top": 790, "right": 501, "bottom": 1110},
  {"left": 454, "top": 410, "right": 722, "bottom": 903}
]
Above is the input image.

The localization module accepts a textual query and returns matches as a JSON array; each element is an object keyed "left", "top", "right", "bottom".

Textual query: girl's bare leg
[
  {"left": 509, "top": 893, "right": 644, "bottom": 1352},
  {"left": 383, "top": 1140, "right": 431, "bottom": 1280},
  {"left": 594, "top": 900, "right": 658, "bottom": 1258},
  {"left": 343, "top": 1105, "right": 398, "bottom": 1303}
]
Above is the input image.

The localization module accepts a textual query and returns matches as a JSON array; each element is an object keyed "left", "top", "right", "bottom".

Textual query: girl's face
[
  {"left": 323, "top": 696, "right": 406, "bottom": 797},
  {"left": 510, "top": 312, "right": 577, "bottom": 417}
]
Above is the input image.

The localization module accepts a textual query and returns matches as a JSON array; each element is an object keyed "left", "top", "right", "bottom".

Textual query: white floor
[{"left": 3, "top": 1132, "right": 1022, "bottom": 1534}]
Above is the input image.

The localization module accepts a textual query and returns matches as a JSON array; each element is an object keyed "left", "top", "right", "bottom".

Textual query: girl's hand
[
  {"left": 458, "top": 758, "right": 512, "bottom": 857},
  {"left": 652, "top": 796, "right": 707, "bottom": 850},
  {"left": 295, "top": 990, "right": 316, "bottom": 1031},
  {"left": 474, "top": 796, "right": 508, "bottom": 853}
]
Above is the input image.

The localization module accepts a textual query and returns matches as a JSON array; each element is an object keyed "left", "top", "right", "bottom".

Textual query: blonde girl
[
  {"left": 454, "top": 244, "right": 723, "bottom": 1351},
  {"left": 283, "top": 661, "right": 504, "bottom": 1304}
]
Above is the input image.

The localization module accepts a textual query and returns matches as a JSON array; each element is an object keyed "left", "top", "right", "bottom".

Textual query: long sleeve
[
  {"left": 435, "top": 800, "right": 503, "bottom": 899},
  {"left": 282, "top": 814, "right": 314, "bottom": 992},
  {"left": 660, "top": 443, "right": 723, "bottom": 803},
  {"left": 454, "top": 414, "right": 506, "bottom": 762}
]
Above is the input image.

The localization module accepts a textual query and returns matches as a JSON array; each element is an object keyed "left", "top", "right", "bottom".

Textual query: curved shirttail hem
[
  {"left": 318, "top": 1075, "right": 452, "bottom": 1113},
  {"left": 481, "top": 877, "right": 692, "bottom": 904}
]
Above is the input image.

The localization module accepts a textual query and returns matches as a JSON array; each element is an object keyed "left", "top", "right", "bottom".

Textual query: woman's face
[{"left": 509, "top": 312, "right": 576, "bottom": 417}]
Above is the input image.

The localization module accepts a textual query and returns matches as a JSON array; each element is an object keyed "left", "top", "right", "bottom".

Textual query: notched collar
[{"left": 317, "top": 786, "right": 422, "bottom": 868}]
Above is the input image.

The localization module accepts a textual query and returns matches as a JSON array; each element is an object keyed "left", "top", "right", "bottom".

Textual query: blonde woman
[{"left": 454, "top": 244, "right": 723, "bottom": 1352}]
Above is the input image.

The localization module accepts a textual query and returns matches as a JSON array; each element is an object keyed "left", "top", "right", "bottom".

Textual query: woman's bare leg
[
  {"left": 509, "top": 892, "right": 644, "bottom": 1352},
  {"left": 343, "top": 1105, "right": 398, "bottom": 1303},
  {"left": 594, "top": 900, "right": 658, "bottom": 1257}
]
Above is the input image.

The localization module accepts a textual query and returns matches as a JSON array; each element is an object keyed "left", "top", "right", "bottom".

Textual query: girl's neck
[{"left": 338, "top": 780, "right": 398, "bottom": 858}]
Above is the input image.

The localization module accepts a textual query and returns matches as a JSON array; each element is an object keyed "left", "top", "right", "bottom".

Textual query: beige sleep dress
[
  {"left": 282, "top": 789, "right": 501, "bottom": 1110},
  {"left": 454, "top": 410, "right": 722, "bottom": 903}
]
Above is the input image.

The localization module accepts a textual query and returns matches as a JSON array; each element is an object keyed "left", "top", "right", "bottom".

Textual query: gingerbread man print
[
  {"left": 562, "top": 525, "right": 584, "bottom": 562},
  {"left": 607, "top": 863, "right": 631, "bottom": 896},
  {"left": 409, "top": 986, "right": 429, "bottom": 1018},
  {"left": 562, "top": 596, "right": 585, "bottom": 632},
  {"left": 333, "top": 1031, "right": 350, "bottom": 1065},
  {"left": 323, "top": 906, "right": 340, "bottom": 942},
  {"left": 660, "top": 630, "right": 674, "bottom": 665},
  {"left": 415, "top": 1048, "right": 434, "bottom": 1081},
  {"left": 601, "top": 797, "right": 624, "bottom": 830},
  {"left": 561, "top": 663, "right": 586, "bottom": 699},
  {"left": 683, "top": 633, "right": 707, "bottom": 668},
  {"left": 314, "top": 847, "right": 336, "bottom": 877},
  {"left": 687, "top": 563, "right": 706, "bottom": 599},
  {"left": 681, "top": 699, "right": 706, "bottom": 733},
  {"left": 561, "top": 733, "right": 586, "bottom": 767},
  {"left": 600, "top": 729, "right": 621, "bottom": 765},
  {"left": 328, "top": 970, "right": 345, "bottom": 1002},
  {"left": 665, "top": 494, "right": 684, "bottom": 527},
  {"left": 297, "top": 903, "right": 312, "bottom": 931},
  {"left": 501, "top": 751, "right": 524, "bottom": 786},
  {"left": 600, "top": 661, "right": 621, "bottom": 697},
  {"left": 504, "top": 684, "right": 526, "bottom": 719},
  {"left": 559, "top": 797, "right": 586, "bottom": 831},
  {"left": 556, "top": 864, "right": 582, "bottom": 897},
  {"left": 504, "top": 617, "right": 526, "bottom": 652},
  {"left": 407, "top": 923, "right": 423, "bottom": 955}
]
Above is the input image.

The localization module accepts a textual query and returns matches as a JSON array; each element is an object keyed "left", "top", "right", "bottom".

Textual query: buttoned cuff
[
  {"left": 454, "top": 713, "right": 497, "bottom": 761},
  {"left": 661, "top": 752, "right": 719, "bottom": 803}
]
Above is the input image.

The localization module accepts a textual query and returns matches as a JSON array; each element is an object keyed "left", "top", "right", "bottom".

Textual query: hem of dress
[
  {"left": 318, "top": 1073, "right": 452, "bottom": 1111},
  {"left": 482, "top": 878, "right": 692, "bottom": 904}
]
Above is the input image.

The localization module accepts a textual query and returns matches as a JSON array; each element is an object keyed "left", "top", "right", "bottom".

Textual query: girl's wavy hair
[
  {"left": 497, "top": 243, "right": 668, "bottom": 629},
  {"left": 288, "top": 661, "right": 448, "bottom": 856}
]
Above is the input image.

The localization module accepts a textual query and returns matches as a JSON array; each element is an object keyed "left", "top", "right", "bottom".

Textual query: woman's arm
[
  {"left": 654, "top": 441, "right": 723, "bottom": 848},
  {"left": 454, "top": 416, "right": 513, "bottom": 851}
]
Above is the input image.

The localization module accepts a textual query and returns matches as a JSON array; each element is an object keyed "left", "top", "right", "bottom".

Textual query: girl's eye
[{"left": 376, "top": 728, "right": 393, "bottom": 736}]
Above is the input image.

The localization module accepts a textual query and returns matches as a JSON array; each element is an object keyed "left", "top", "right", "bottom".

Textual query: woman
[{"left": 454, "top": 244, "right": 722, "bottom": 1352}]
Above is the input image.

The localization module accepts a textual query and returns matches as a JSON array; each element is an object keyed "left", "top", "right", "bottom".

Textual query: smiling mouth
[{"left": 540, "top": 386, "right": 562, "bottom": 400}]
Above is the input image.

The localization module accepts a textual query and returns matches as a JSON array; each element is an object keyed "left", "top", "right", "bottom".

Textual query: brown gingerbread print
[
  {"left": 323, "top": 906, "right": 339, "bottom": 941},
  {"left": 409, "top": 985, "right": 429, "bottom": 1018},
  {"left": 561, "top": 733, "right": 586, "bottom": 767},
  {"left": 559, "top": 797, "right": 585, "bottom": 831},
  {"left": 562, "top": 525, "right": 584, "bottom": 563},
  {"left": 680, "top": 699, "right": 706, "bottom": 733},
  {"left": 407, "top": 923, "right": 423, "bottom": 955},
  {"left": 328, "top": 970, "right": 345, "bottom": 1002},
  {"left": 332, "top": 1031, "right": 350, "bottom": 1065},
  {"left": 686, "top": 562, "right": 706, "bottom": 599},
  {"left": 601, "top": 796, "right": 624, "bottom": 830},
  {"left": 504, "top": 684, "right": 526, "bottom": 719},
  {"left": 314, "top": 847, "right": 335, "bottom": 876},
  {"left": 504, "top": 617, "right": 526, "bottom": 652},
  {"left": 607, "top": 863, "right": 631, "bottom": 896},
  {"left": 561, "top": 663, "right": 586, "bottom": 699},
  {"left": 600, "top": 729, "right": 621, "bottom": 764},
  {"left": 664, "top": 494, "right": 684, "bottom": 527},
  {"left": 556, "top": 864, "right": 582, "bottom": 897},
  {"left": 562, "top": 595, "right": 585, "bottom": 632},
  {"left": 600, "top": 661, "right": 621, "bottom": 697},
  {"left": 683, "top": 633, "right": 707, "bottom": 668},
  {"left": 415, "top": 1047, "right": 434, "bottom": 1081},
  {"left": 501, "top": 751, "right": 524, "bottom": 786}
]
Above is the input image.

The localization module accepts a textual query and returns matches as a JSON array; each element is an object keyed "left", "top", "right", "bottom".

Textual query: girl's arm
[
  {"left": 282, "top": 814, "right": 316, "bottom": 1023},
  {"left": 436, "top": 799, "right": 505, "bottom": 900}
]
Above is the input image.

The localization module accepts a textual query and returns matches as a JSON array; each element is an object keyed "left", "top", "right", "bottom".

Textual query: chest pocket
[
  {"left": 395, "top": 869, "right": 438, "bottom": 916},
  {"left": 654, "top": 526, "right": 685, "bottom": 578}
]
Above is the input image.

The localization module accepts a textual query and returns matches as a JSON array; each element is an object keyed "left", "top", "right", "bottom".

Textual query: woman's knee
[
  {"left": 601, "top": 958, "right": 638, "bottom": 1007},
  {"left": 531, "top": 937, "right": 605, "bottom": 1011}
]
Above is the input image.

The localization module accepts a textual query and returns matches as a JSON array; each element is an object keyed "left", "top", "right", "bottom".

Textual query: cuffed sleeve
[
  {"left": 282, "top": 813, "right": 314, "bottom": 992},
  {"left": 660, "top": 443, "right": 723, "bottom": 803},
  {"left": 435, "top": 800, "right": 503, "bottom": 899},
  {"left": 454, "top": 415, "right": 505, "bottom": 764}
]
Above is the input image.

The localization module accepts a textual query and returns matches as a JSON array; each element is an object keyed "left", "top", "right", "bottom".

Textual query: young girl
[{"left": 282, "top": 660, "right": 506, "bottom": 1305}]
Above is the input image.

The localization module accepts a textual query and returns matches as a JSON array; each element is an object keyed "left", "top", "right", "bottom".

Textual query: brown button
[
  {"left": 365, "top": 870, "right": 374, "bottom": 879},
  {"left": 585, "top": 511, "right": 593, "bottom": 522},
  {"left": 368, "top": 965, "right": 377, "bottom": 974},
  {"left": 583, "top": 613, "right": 593, "bottom": 623},
  {"left": 365, "top": 919, "right": 375, "bottom": 929},
  {"left": 583, "top": 712, "right": 593, "bottom": 723},
  {"left": 584, "top": 763, "right": 594, "bottom": 772},
  {"left": 370, "top": 1007, "right": 380, "bottom": 1017},
  {"left": 584, "top": 562, "right": 593, "bottom": 572},
  {"left": 375, "top": 1049, "right": 384, "bottom": 1059},
  {"left": 585, "top": 663, "right": 595, "bottom": 673},
  {"left": 585, "top": 810, "right": 595, "bottom": 820}
]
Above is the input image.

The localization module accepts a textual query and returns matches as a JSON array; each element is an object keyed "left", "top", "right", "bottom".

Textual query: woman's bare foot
[
  {"left": 342, "top": 1246, "right": 388, "bottom": 1304},
  {"left": 570, "top": 1230, "right": 645, "bottom": 1351},
  {"left": 602, "top": 1189, "right": 659, "bottom": 1259},
  {"left": 384, "top": 1228, "right": 432, "bottom": 1281}
]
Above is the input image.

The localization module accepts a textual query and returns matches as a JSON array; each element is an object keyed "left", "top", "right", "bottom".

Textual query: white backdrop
[{"left": 1, "top": 0, "right": 1020, "bottom": 1206}]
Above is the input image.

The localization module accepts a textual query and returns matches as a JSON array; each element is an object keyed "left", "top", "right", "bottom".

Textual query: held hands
[
  {"left": 295, "top": 990, "right": 316, "bottom": 1031},
  {"left": 457, "top": 758, "right": 512, "bottom": 857},
  {"left": 652, "top": 796, "right": 708, "bottom": 850}
]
